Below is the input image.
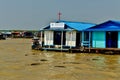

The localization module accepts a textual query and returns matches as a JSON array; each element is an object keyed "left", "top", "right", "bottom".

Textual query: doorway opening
[
  {"left": 54, "top": 31, "right": 66, "bottom": 45},
  {"left": 106, "top": 31, "right": 118, "bottom": 48}
]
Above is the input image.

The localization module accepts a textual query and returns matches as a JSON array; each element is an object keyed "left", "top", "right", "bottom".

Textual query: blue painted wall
[
  {"left": 92, "top": 31, "right": 105, "bottom": 48},
  {"left": 118, "top": 32, "right": 120, "bottom": 48}
]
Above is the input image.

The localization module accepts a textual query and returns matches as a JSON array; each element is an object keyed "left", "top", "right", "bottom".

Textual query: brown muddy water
[{"left": 0, "top": 38, "right": 120, "bottom": 80}]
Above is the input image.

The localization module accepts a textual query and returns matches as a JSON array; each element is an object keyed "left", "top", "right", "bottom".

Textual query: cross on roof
[{"left": 58, "top": 12, "right": 62, "bottom": 21}]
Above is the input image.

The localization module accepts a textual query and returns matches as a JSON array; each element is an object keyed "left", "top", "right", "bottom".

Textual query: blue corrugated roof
[
  {"left": 86, "top": 20, "right": 120, "bottom": 31},
  {"left": 42, "top": 20, "right": 95, "bottom": 31},
  {"left": 60, "top": 21, "right": 95, "bottom": 31}
]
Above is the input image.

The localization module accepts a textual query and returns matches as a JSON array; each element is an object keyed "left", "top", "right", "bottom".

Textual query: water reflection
[
  {"left": 40, "top": 51, "right": 120, "bottom": 72},
  {"left": 84, "top": 54, "right": 120, "bottom": 71},
  {"left": 91, "top": 56, "right": 106, "bottom": 70},
  {"left": 103, "top": 55, "right": 120, "bottom": 71},
  {"left": 31, "top": 50, "right": 120, "bottom": 72},
  {"left": 32, "top": 51, "right": 120, "bottom": 79}
]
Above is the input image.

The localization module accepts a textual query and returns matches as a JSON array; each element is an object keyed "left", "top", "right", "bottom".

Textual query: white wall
[
  {"left": 44, "top": 31, "right": 53, "bottom": 45},
  {"left": 66, "top": 31, "right": 76, "bottom": 47}
]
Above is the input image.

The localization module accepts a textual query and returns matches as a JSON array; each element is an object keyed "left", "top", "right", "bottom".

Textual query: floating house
[
  {"left": 86, "top": 20, "right": 120, "bottom": 49},
  {"left": 23, "top": 31, "right": 34, "bottom": 38},
  {"left": 12, "top": 32, "right": 22, "bottom": 38},
  {"left": 1, "top": 32, "right": 12, "bottom": 38},
  {"left": 40, "top": 21, "right": 95, "bottom": 51}
]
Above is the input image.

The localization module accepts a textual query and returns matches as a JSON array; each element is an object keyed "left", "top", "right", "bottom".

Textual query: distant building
[
  {"left": 23, "top": 31, "right": 34, "bottom": 38},
  {"left": 1, "top": 32, "right": 12, "bottom": 38}
]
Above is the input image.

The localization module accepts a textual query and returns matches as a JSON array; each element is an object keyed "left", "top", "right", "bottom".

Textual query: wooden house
[
  {"left": 86, "top": 20, "right": 120, "bottom": 48},
  {"left": 23, "top": 31, "right": 34, "bottom": 38},
  {"left": 11, "top": 32, "right": 22, "bottom": 38},
  {"left": 40, "top": 21, "right": 95, "bottom": 51}
]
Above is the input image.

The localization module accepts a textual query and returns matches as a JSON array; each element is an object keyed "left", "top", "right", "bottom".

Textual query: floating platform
[
  {"left": 39, "top": 46, "right": 120, "bottom": 54},
  {"left": 69, "top": 47, "right": 120, "bottom": 54},
  {"left": 42, "top": 48, "right": 69, "bottom": 52}
]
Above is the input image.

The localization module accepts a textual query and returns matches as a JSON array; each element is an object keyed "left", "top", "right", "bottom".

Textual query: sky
[{"left": 0, "top": 0, "right": 120, "bottom": 30}]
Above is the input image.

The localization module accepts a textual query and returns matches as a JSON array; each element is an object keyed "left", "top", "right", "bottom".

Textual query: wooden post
[
  {"left": 61, "top": 31, "right": 63, "bottom": 51},
  {"left": 41, "top": 31, "right": 43, "bottom": 47},
  {"left": 89, "top": 32, "right": 91, "bottom": 52},
  {"left": 49, "top": 31, "right": 50, "bottom": 48},
  {"left": 82, "top": 31, "right": 84, "bottom": 46},
  {"left": 70, "top": 31, "right": 73, "bottom": 49}
]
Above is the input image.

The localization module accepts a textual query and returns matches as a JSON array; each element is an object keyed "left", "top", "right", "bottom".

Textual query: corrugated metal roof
[
  {"left": 42, "top": 20, "right": 95, "bottom": 31},
  {"left": 86, "top": 20, "right": 120, "bottom": 31},
  {"left": 60, "top": 21, "right": 95, "bottom": 31}
]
